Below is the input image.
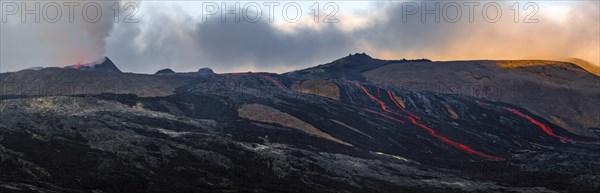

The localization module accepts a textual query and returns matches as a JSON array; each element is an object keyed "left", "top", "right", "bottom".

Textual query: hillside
[
  {"left": 1, "top": 55, "right": 599, "bottom": 192},
  {"left": 289, "top": 54, "right": 600, "bottom": 137}
]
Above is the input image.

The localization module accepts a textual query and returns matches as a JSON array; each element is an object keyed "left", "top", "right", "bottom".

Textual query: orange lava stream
[{"left": 354, "top": 82, "right": 504, "bottom": 160}]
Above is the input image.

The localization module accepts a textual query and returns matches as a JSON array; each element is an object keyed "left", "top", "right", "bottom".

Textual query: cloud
[
  {"left": 106, "top": 2, "right": 357, "bottom": 73},
  {"left": 1, "top": 1, "right": 599, "bottom": 73},
  {"left": 104, "top": 0, "right": 600, "bottom": 73},
  {"left": 352, "top": 1, "right": 600, "bottom": 67}
]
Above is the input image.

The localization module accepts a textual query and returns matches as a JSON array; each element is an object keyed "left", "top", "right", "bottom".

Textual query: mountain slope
[
  {"left": 288, "top": 54, "right": 600, "bottom": 137},
  {"left": 361, "top": 60, "right": 600, "bottom": 137},
  {"left": 1, "top": 57, "right": 600, "bottom": 192},
  {"left": 0, "top": 67, "right": 192, "bottom": 97},
  {"left": 1, "top": 96, "right": 567, "bottom": 192}
]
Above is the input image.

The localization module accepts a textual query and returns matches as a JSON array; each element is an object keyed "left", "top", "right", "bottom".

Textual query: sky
[{"left": 1, "top": 0, "right": 599, "bottom": 74}]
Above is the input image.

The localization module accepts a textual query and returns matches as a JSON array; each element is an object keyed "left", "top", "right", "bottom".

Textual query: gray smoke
[{"left": 1, "top": 0, "right": 120, "bottom": 71}]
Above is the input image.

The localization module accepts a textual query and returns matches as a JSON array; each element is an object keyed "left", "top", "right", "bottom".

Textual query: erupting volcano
[{"left": 65, "top": 57, "right": 122, "bottom": 73}]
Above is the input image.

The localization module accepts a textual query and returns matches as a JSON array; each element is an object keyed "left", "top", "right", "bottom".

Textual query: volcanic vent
[{"left": 65, "top": 57, "right": 121, "bottom": 73}]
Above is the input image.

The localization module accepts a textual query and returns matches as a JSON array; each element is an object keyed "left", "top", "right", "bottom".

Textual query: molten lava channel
[{"left": 353, "top": 82, "right": 504, "bottom": 160}]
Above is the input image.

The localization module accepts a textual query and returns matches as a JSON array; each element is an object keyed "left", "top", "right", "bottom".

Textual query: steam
[{"left": 0, "top": 0, "right": 120, "bottom": 71}]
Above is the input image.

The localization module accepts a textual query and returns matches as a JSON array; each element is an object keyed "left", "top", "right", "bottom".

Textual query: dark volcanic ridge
[
  {"left": 1, "top": 53, "right": 600, "bottom": 192},
  {"left": 155, "top": 68, "right": 176, "bottom": 75},
  {"left": 285, "top": 53, "right": 431, "bottom": 80},
  {"left": 154, "top": 67, "right": 216, "bottom": 77}
]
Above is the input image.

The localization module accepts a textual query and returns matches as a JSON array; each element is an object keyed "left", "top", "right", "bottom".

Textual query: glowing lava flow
[
  {"left": 505, "top": 108, "right": 573, "bottom": 143},
  {"left": 476, "top": 100, "right": 583, "bottom": 143},
  {"left": 257, "top": 75, "right": 285, "bottom": 90},
  {"left": 475, "top": 100, "right": 494, "bottom": 107},
  {"left": 404, "top": 115, "right": 504, "bottom": 160},
  {"left": 71, "top": 64, "right": 84, "bottom": 69},
  {"left": 354, "top": 82, "right": 504, "bottom": 160},
  {"left": 354, "top": 82, "right": 388, "bottom": 110},
  {"left": 354, "top": 82, "right": 408, "bottom": 121},
  {"left": 385, "top": 89, "right": 420, "bottom": 119}
]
